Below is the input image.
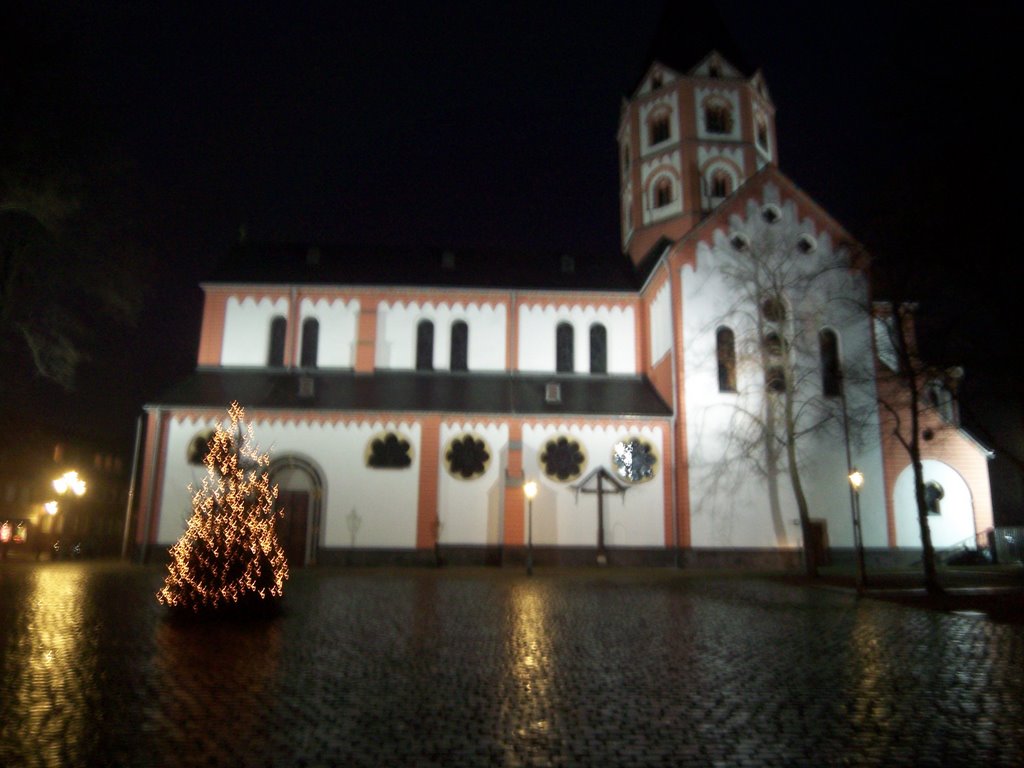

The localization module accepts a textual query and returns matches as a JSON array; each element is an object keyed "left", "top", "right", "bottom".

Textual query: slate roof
[
  {"left": 208, "top": 242, "right": 640, "bottom": 292},
  {"left": 151, "top": 370, "right": 672, "bottom": 419}
]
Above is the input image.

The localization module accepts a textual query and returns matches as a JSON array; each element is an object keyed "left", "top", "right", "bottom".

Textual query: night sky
[{"left": 5, "top": 1, "right": 1020, "bottom": 456}]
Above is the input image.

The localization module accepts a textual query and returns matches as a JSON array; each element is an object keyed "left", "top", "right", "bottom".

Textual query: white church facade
[{"left": 135, "top": 49, "right": 993, "bottom": 568}]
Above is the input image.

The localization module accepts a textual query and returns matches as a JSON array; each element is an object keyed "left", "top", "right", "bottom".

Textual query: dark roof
[
  {"left": 150, "top": 370, "right": 672, "bottom": 419},
  {"left": 208, "top": 242, "right": 640, "bottom": 292},
  {"left": 632, "top": 2, "right": 753, "bottom": 90}
]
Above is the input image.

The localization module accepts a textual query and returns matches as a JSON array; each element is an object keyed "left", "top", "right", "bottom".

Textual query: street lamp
[
  {"left": 848, "top": 468, "right": 867, "bottom": 592},
  {"left": 524, "top": 480, "right": 538, "bottom": 576},
  {"left": 52, "top": 471, "right": 86, "bottom": 558}
]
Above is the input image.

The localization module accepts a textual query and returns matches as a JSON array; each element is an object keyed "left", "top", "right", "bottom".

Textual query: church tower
[{"left": 618, "top": 49, "right": 778, "bottom": 267}]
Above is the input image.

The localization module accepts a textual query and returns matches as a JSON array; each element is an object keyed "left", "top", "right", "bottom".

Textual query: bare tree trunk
[
  {"left": 784, "top": 381, "right": 816, "bottom": 576},
  {"left": 906, "top": 364, "right": 941, "bottom": 595}
]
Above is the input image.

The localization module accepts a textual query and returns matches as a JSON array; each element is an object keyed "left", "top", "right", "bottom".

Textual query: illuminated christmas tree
[{"left": 158, "top": 402, "right": 288, "bottom": 613}]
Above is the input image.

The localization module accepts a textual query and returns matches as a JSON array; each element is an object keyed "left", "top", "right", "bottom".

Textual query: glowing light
[
  {"left": 523, "top": 480, "right": 538, "bottom": 500},
  {"left": 849, "top": 469, "right": 864, "bottom": 491},
  {"left": 158, "top": 401, "right": 288, "bottom": 612},
  {"left": 53, "top": 471, "right": 86, "bottom": 497},
  {"left": 0, "top": 521, "right": 10, "bottom": 543},
  {"left": 44, "top": 501, "right": 59, "bottom": 515}
]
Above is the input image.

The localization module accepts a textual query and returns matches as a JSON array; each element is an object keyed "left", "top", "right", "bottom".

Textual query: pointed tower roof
[{"left": 633, "top": 1, "right": 753, "bottom": 89}]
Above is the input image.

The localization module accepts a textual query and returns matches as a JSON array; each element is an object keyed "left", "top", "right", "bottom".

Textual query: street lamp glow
[
  {"left": 53, "top": 471, "right": 87, "bottom": 497},
  {"left": 848, "top": 469, "right": 864, "bottom": 490},
  {"left": 524, "top": 481, "right": 538, "bottom": 500},
  {"left": 45, "top": 501, "right": 59, "bottom": 515}
]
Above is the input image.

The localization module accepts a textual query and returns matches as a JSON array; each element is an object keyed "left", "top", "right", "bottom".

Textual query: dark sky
[{"left": 5, "top": 1, "right": 1020, "bottom": 452}]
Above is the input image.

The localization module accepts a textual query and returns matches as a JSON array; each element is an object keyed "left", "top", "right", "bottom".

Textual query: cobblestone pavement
[{"left": 1, "top": 562, "right": 1022, "bottom": 767}]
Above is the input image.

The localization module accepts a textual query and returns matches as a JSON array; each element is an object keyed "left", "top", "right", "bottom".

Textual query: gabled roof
[
  {"left": 149, "top": 370, "right": 672, "bottom": 419},
  {"left": 206, "top": 242, "right": 639, "bottom": 292}
]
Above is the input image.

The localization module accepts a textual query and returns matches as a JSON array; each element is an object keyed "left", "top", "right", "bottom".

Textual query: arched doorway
[{"left": 269, "top": 456, "right": 324, "bottom": 567}]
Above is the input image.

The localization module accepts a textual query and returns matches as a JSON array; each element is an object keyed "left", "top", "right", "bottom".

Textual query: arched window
[
  {"left": 450, "top": 320, "right": 468, "bottom": 371},
  {"left": 268, "top": 316, "right": 287, "bottom": 367},
  {"left": 761, "top": 296, "right": 786, "bottom": 323},
  {"left": 654, "top": 177, "right": 673, "bottom": 208},
  {"left": 819, "top": 329, "right": 842, "bottom": 397},
  {"left": 649, "top": 114, "right": 670, "bottom": 145},
  {"left": 416, "top": 320, "right": 434, "bottom": 371},
  {"left": 704, "top": 102, "right": 733, "bottom": 134},
  {"left": 556, "top": 322, "right": 574, "bottom": 373},
  {"left": 710, "top": 169, "right": 731, "bottom": 198},
  {"left": 756, "top": 115, "right": 769, "bottom": 149},
  {"left": 300, "top": 317, "right": 319, "bottom": 368},
  {"left": 716, "top": 327, "right": 736, "bottom": 392},
  {"left": 590, "top": 324, "right": 607, "bottom": 374}
]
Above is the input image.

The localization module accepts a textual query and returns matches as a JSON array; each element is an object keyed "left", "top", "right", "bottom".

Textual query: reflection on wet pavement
[{"left": 0, "top": 562, "right": 1022, "bottom": 766}]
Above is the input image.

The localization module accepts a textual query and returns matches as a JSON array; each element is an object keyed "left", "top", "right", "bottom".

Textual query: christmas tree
[{"left": 158, "top": 402, "right": 288, "bottom": 613}]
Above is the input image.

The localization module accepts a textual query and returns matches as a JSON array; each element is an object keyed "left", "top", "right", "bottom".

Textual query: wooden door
[{"left": 276, "top": 490, "right": 309, "bottom": 567}]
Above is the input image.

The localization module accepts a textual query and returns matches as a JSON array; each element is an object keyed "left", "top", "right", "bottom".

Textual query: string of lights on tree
[{"left": 158, "top": 401, "right": 288, "bottom": 612}]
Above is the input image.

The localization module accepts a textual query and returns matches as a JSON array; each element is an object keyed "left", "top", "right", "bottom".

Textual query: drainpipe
[{"left": 121, "top": 415, "right": 145, "bottom": 560}]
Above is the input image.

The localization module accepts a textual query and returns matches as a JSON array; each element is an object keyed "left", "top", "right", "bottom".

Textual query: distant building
[{"left": 134, "top": 44, "right": 992, "bottom": 568}]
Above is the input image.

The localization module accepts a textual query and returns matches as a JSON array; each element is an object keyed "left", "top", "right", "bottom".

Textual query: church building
[{"left": 134, "top": 41, "right": 993, "bottom": 568}]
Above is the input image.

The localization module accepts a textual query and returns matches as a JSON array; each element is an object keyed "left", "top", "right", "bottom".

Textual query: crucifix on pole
[{"left": 571, "top": 466, "right": 629, "bottom": 565}]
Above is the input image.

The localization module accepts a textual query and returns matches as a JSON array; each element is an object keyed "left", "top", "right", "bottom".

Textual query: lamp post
[
  {"left": 848, "top": 468, "right": 867, "bottom": 592},
  {"left": 52, "top": 471, "right": 86, "bottom": 559},
  {"left": 524, "top": 480, "right": 538, "bottom": 576}
]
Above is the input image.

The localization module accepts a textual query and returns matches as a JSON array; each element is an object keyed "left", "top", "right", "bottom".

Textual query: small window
[
  {"left": 729, "top": 232, "right": 750, "bottom": 252},
  {"left": 445, "top": 434, "right": 491, "bottom": 480},
  {"left": 924, "top": 481, "right": 944, "bottom": 516},
  {"left": 612, "top": 437, "right": 658, "bottom": 483},
  {"left": 763, "top": 331, "right": 786, "bottom": 357},
  {"left": 756, "top": 115, "right": 769, "bottom": 149},
  {"left": 716, "top": 327, "right": 736, "bottom": 392},
  {"left": 416, "top": 320, "right": 434, "bottom": 371},
  {"left": 187, "top": 429, "right": 216, "bottom": 466},
  {"left": 766, "top": 365, "right": 786, "bottom": 393},
  {"left": 590, "top": 324, "right": 607, "bottom": 374},
  {"left": 545, "top": 382, "right": 562, "bottom": 403},
  {"left": 705, "top": 103, "right": 733, "bottom": 134},
  {"left": 300, "top": 317, "right": 319, "bottom": 368},
  {"left": 651, "top": 73, "right": 663, "bottom": 90},
  {"left": 710, "top": 170, "right": 731, "bottom": 198},
  {"left": 654, "top": 178, "right": 673, "bottom": 208},
  {"left": 649, "top": 114, "right": 670, "bottom": 145},
  {"left": 450, "top": 321, "right": 468, "bottom": 371},
  {"left": 819, "top": 329, "right": 842, "bottom": 397},
  {"left": 621, "top": 144, "right": 630, "bottom": 172},
  {"left": 761, "top": 204, "right": 782, "bottom": 224},
  {"left": 541, "top": 436, "right": 587, "bottom": 482},
  {"left": 268, "top": 316, "right": 287, "bottom": 367},
  {"left": 761, "top": 297, "right": 786, "bottom": 323},
  {"left": 366, "top": 432, "right": 413, "bottom": 469},
  {"left": 797, "top": 234, "right": 817, "bottom": 254},
  {"left": 556, "top": 323, "right": 574, "bottom": 373}
]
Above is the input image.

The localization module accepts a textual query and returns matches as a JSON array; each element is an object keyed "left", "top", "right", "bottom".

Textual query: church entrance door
[{"left": 276, "top": 490, "right": 310, "bottom": 567}]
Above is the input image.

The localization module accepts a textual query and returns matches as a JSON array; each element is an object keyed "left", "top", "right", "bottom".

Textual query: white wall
[
  {"left": 894, "top": 460, "right": 976, "bottom": 549},
  {"left": 221, "top": 296, "right": 289, "bottom": 366},
  {"left": 299, "top": 297, "right": 359, "bottom": 368},
  {"left": 521, "top": 423, "right": 665, "bottom": 547},
  {"left": 681, "top": 184, "right": 887, "bottom": 550},
  {"left": 437, "top": 422, "right": 509, "bottom": 545},
  {"left": 376, "top": 300, "right": 506, "bottom": 371},
  {"left": 517, "top": 303, "right": 636, "bottom": 374},
  {"left": 648, "top": 281, "right": 672, "bottom": 364},
  {"left": 156, "top": 415, "right": 422, "bottom": 549}
]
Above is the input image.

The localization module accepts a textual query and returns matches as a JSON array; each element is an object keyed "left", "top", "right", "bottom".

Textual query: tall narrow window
[
  {"left": 654, "top": 178, "right": 673, "bottom": 208},
  {"left": 710, "top": 170, "right": 731, "bottom": 198},
  {"left": 450, "top": 320, "right": 468, "bottom": 371},
  {"left": 649, "top": 114, "right": 670, "bottom": 145},
  {"left": 590, "top": 324, "right": 607, "bottom": 374},
  {"left": 556, "top": 323, "right": 574, "bottom": 373},
  {"left": 716, "top": 327, "right": 736, "bottom": 392},
  {"left": 300, "top": 317, "right": 319, "bottom": 368},
  {"left": 819, "top": 329, "right": 842, "bottom": 397},
  {"left": 268, "top": 316, "right": 287, "bottom": 367},
  {"left": 416, "top": 320, "right": 434, "bottom": 371}
]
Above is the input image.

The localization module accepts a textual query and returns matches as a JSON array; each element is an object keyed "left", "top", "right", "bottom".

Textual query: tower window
[
  {"left": 704, "top": 102, "right": 733, "bottom": 134},
  {"left": 654, "top": 178, "right": 673, "bottom": 208},
  {"left": 300, "top": 317, "right": 319, "bottom": 368},
  {"left": 710, "top": 169, "right": 731, "bottom": 198},
  {"left": 761, "top": 297, "right": 786, "bottom": 323},
  {"left": 756, "top": 115, "right": 769, "bottom": 149},
  {"left": 416, "top": 320, "right": 434, "bottom": 371},
  {"left": 556, "top": 322, "right": 574, "bottom": 373},
  {"left": 450, "top": 320, "right": 468, "bottom": 371},
  {"left": 766, "top": 365, "right": 786, "bottom": 393},
  {"left": 590, "top": 324, "right": 607, "bottom": 374},
  {"left": 819, "top": 329, "right": 842, "bottom": 397},
  {"left": 268, "top": 316, "right": 287, "bottom": 367},
  {"left": 924, "top": 481, "right": 944, "bottom": 515},
  {"left": 716, "top": 326, "right": 736, "bottom": 392},
  {"left": 651, "top": 73, "right": 663, "bottom": 90},
  {"left": 621, "top": 144, "right": 630, "bottom": 172},
  {"left": 649, "top": 115, "right": 670, "bottom": 145}
]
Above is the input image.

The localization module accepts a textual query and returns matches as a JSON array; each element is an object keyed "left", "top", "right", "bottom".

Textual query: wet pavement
[{"left": 1, "top": 561, "right": 1022, "bottom": 767}]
